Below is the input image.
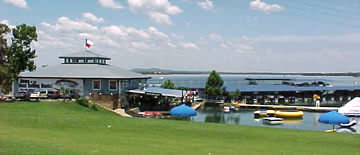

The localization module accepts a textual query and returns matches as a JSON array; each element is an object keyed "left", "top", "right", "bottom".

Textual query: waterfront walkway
[{"left": 236, "top": 104, "right": 338, "bottom": 112}]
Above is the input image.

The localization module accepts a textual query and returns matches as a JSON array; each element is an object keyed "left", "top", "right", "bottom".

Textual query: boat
[
  {"left": 340, "top": 120, "right": 357, "bottom": 128},
  {"left": 275, "top": 110, "right": 304, "bottom": 118},
  {"left": 325, "top": 129, "right": 336, "bottom": 133},
  {"left": 254, "top": 110, "right": 267, "bottom": 118},
  {"left": 254, "top": 110, "right": 276, "bottom": 118},
  {"left": 263, "top": 117, "right": 284, "bottom": 125},
  {"left": 224, "top": 106, "right": 230, "bottom": 113},
  {"left": 338, "top": 97, "right": 360, "bottom": 117}
]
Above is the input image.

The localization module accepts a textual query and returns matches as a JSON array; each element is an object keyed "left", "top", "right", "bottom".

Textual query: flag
[{"left": 85, "top": 39, "right": 94, "bottom": 48}]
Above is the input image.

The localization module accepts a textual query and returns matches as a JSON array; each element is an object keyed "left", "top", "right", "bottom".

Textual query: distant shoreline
[{"left": 135, "top": 71, "right": 360, "bottom": 77}]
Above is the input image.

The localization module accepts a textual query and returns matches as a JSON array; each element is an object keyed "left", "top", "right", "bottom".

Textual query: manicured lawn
[{"left": 0, "top": 101, "right": 359, "bottom": 155}]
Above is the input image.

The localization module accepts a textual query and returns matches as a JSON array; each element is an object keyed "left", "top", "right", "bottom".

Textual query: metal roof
[
  {"left": 173, "top": 84, "right": 360, "bottom": 92},
  {"left": 231, "top": 85, "right": 360, "bottom": 92},
  {"left": 20, "top": 64, "right": 151, "bottom": 79},
  {"left": 59, "top": 50, "right": 110, "bottom": 59},
  {"left": 128, "top": 87, "right": 184, "bottom": 97}
]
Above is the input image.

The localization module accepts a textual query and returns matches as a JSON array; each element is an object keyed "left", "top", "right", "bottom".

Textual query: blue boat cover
[
  {"left": 170, "top": 104, "right": 197, "bottom": 117},
  {"left": 318, "top": 111, "right": 350, "bottom": 125}
]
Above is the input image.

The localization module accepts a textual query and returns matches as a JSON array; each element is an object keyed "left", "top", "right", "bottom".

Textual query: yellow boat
[
  {"left": 325, "top": 129, "right": 336, "bottom": 133},
  {"left": 254, "top": 110, "right": 276, "bottom": 118},
  {"left": 275, "top": 110, "right": 304, "bottom": 118}
]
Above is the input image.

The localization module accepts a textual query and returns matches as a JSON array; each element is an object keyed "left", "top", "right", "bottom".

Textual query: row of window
[
  {"left": 92, "top": 80, "right": 120, "bottom": 90},
  {"left": 64, "top": 58, "right": 107, "bottom": 64}
]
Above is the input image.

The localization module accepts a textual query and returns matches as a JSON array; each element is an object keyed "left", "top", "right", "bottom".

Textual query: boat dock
[
  {"left": 192, "top": 102, "right": 204, "bottom": 110},
  {"left": 237, "top": 104, "right": 338, "bottom": 112}
]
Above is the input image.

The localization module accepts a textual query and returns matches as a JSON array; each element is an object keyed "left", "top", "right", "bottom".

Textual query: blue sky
[{"left": 1, "top": 0, "right": 360, "bottom": 72}]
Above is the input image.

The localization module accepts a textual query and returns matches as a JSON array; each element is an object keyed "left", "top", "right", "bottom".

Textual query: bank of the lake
[{"left": 1, "top": 101, "right": 359, "bottom": 155}]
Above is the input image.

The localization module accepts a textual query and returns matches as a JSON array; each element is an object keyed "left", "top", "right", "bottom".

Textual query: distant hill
[
  {"left": 130, "top": 68, "right": 208, "bottom": 74},
  {"left": 130, "top": 68, "right": 360, "bottom": 77}
]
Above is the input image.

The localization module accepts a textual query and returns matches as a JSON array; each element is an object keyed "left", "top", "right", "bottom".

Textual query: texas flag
[{"left": 85, "top": 39, "right": 94, "bottom": 48}]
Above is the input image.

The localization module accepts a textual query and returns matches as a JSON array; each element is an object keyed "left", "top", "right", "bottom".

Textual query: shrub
[
  {"left": 76, "top": 98, "right": 89, "bottom": 107},
  {"left": 90, "top": 104, "right": 99, "bottom": 111}
]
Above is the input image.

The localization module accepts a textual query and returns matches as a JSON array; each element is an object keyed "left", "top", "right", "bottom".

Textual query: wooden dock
[
  {"left": 192, "top": 102, "right": 204, "bottom": 110},
  {"left": 236, "top": 104, "right": 338, "bottom": 112}
]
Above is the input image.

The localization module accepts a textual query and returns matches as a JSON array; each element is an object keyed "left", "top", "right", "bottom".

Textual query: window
[
  {"left": 121, "top": 80, "right": 129, "bottom": 89},
  {"left": 92, "top": 80, "right": 101, "bottom": 90},
  {"left": 88, "top": 59, "right": 94, "bottom": 63},
  {"left": 109, "top": 80, "right": 117, "bottom": 90}
]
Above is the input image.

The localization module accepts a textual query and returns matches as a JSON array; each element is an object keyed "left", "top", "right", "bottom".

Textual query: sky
[{"left": 1, "top": 0, "right": 360, "bottom": 72}]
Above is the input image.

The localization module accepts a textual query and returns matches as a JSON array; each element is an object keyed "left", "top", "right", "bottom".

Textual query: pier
[{"left": 236, "top": 104, "right": 338, "bottom": 112}]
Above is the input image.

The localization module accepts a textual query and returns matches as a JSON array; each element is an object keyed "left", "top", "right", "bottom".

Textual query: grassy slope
[{"left": 0, "top": 102, "right": 359, "bottom": 155}]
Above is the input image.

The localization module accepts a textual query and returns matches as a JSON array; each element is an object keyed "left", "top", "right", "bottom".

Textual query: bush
[
  {"left": 90, "top": 104, "right": 99, "bottom": 111},
  {"left": 76, "top": 98, "right": 89, "bottom": 107}
]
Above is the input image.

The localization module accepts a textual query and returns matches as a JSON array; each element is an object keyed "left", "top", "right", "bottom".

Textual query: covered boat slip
[{"left": 127, "top": 87, "right": 192, "bottom": 112}]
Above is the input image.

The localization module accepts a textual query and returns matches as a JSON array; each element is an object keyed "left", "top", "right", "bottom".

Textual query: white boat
[
  {"left": 338, "top": 97, "right": 360, "bottom": 117},
  {"left": 262, "top": 117, "right": 283, "bottom": 125},
  {"left": 223, "top": 106, "right": 230, "bottom": 113},
  {"left": 340, "top": 120, "right": 357, "bottom": 128}
]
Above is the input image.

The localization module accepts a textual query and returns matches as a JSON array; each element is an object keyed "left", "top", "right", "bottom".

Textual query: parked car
[
  {"left": 47, "top": 89, "right": 61, "bottom": 99},
  {"left": 15, "top": 91, "right": 31, "bottom": 100},
  {"left": 30, "top": 88, "right": 60, "bottom": 99}
]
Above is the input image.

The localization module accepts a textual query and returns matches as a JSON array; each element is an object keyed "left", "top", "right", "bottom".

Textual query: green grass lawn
[{"left": 0, "top": 101, "right": 359, "bottom": 155}]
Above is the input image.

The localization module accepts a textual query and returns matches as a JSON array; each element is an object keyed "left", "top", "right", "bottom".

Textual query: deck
[{"left": 236, "top": 104, "right": 338, "bottom": 112}]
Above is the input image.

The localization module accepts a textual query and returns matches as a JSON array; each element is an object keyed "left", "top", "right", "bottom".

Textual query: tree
[
  {"left": 0, "top": 24, "right": 11, "bottom": 92},
  {"left": 231, "top": 89, "right": 241, "bottom": 101},
  {"left": 7, "top": 24, "right": 37, "bottom": 79},
  {"left": 205, "top": 70, "right": 224, "bottom": 98},
  {"left": 161, "top": 80, "right": 175, "bottom": 89},
  {"left": 0, "top": 24, "right": 37, "bottom": 93}
]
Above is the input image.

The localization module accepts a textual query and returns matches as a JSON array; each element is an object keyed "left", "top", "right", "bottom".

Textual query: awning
[{"left": 127, "top": 87, "right": 184, "bottom": 98}]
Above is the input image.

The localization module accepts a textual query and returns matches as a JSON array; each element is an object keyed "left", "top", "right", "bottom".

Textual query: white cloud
[
  {"left": 0, "top": 19, "right": 15, "bottom": 29},
  {"left": 130, "top": 42, "right": 150, "bottom": 49},
  {"left": 97, "top": 0, "right": 123, "bottom": 9},
  {"left": 41, "top": 17, "right": 98, "bottom": 32},
  {"left": 82, "top": 12, "right": 104, "bottom": 23},
  {"left": 149, "top": 12, "right": 172, "bottom": 25},
  {"left": 180, "top": 42, "right": 199, "bottom": 49},
  {"left": 249, "top": 0, "right": 284, "bottom": 14},
  {"left": 128, "top": 0, "right": 182, "bottom": 25},
  {"left": 3, "top": 0, "right": 27, "bottom": 8},
  {"left": 197, "top": 0, "right": 214, "bottom": 10},
  {"left": 0, "top": 20, "right": 9, "bottom": 25},
  {"left": 208, "top": 33, "right": 222, "bottom": 41},
  {"left": 254, "top": 34, "right": 360, "bottom": 43}
]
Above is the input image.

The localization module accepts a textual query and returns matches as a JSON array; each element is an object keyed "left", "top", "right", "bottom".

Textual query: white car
[{"left": 30, "top": 91, "right": 48, "bottom": 99}]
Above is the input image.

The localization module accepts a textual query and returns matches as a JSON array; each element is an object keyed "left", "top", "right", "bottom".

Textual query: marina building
[{"left": 13, "top": 50, "right": 151, "bottom": 97}]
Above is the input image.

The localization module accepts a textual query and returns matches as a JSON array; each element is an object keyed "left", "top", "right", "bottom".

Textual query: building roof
[
  {"left": 128, "top": 87, "right": 184, "bottom": 97},
  {"left": 59, "top": 50, "right": 110, "bottom": 59},
  {"left": 234, "top": 85, "right": 360, "bottom": 92},
  {"left": 20, "top": 64, "right": 151, "bottom": 79}
]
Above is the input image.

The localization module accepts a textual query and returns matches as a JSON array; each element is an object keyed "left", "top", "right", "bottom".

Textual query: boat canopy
[{"left": 339, "top": 97, "right": 360, "bottom": 116}]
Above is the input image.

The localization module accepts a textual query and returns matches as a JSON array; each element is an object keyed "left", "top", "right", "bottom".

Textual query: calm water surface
[{"left": 190, "top": 106, "right": 360, "bottom": 134}]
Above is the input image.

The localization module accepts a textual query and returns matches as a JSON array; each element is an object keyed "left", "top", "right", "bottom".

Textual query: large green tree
[
  {"left": 0, "top": 24, "right": 37, "bottom": 93},
  {"left": 205, "top": 70, "right": 224, "bottom": 98},
  {"left": 8, "top": 24, "right": 37, "bottom": 79},
  {"left": 0, "top": 24, "right": 11, "bottom": 92}
]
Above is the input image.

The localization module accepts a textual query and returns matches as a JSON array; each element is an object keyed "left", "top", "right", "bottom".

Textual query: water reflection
[{"left": 190, "top": 106, "right": 360, "bottom": 134}]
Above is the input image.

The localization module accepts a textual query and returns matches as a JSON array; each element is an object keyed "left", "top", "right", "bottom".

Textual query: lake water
[
  {"left": 189, "top": 106, "right": 360, "bottom": 134},
  {"left": 151, "top": 74, "right": 360, "bottom": 133}
]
